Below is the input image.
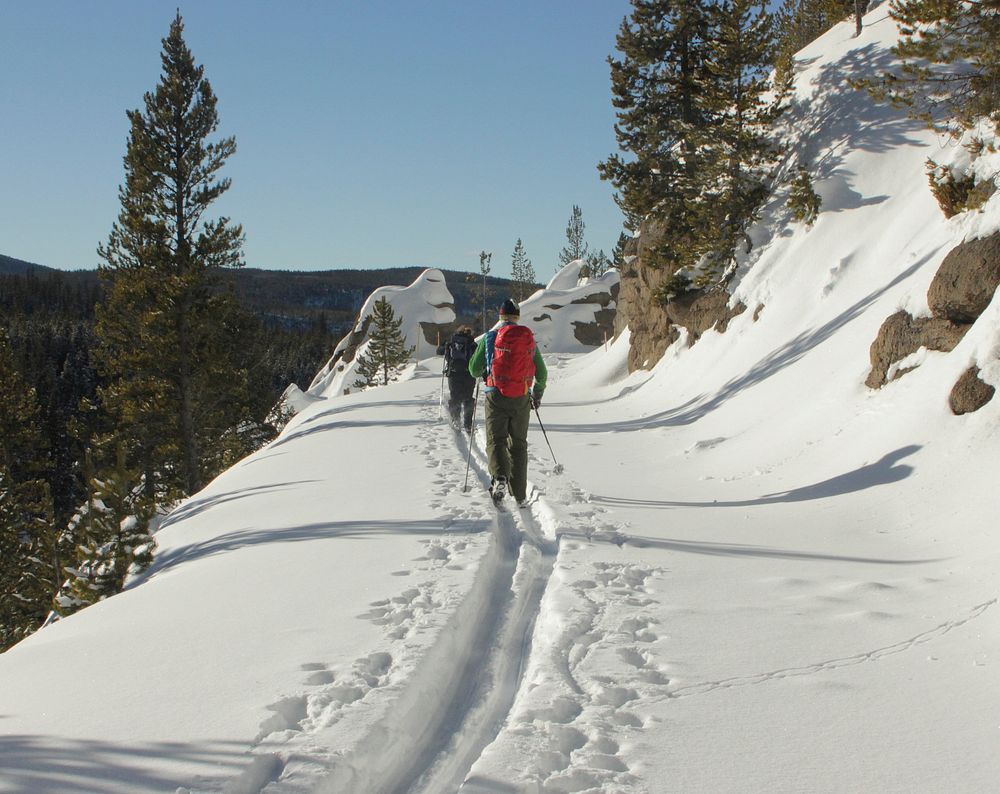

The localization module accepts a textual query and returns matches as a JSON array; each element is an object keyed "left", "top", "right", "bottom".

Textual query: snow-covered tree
[{"left": 60, "top": 446, "right": 155, "bottom": 613}]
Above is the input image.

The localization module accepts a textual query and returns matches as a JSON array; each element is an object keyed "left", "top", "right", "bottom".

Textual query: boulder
[
  {"left": 949, "top": 366, "right": 996, "bottom": 414},
  {"left": 865, "top": 310, "right": 968, "bottom": 389},
  {"left": 928, "top": 232, "right": 1000, "bottom": 323}
]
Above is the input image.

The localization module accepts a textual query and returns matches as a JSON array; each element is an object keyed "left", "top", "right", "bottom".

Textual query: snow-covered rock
[
  {"left": 307, "top": 268, "right": 455, "bottom": 398},
  {"left": 517, "top": 260, "right": 619, "bottom": 353}
]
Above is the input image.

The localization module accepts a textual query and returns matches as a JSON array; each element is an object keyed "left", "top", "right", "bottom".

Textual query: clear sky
[{"left": 1, "top": 1, "right": 633, "bottom": 277}]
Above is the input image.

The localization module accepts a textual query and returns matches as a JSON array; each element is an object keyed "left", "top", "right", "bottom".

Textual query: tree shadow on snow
[
  {"left": 592, "top": 444, "right": 920, "bottom": 511},
  {"left": 0, "top": 734, "right": 260, "bottom": 794},
  {"left": 542, "top": 256, "right": 931, "bottom": 434},
  {"left": 130, "top": 517, "right": 488, "bottom": 587}
]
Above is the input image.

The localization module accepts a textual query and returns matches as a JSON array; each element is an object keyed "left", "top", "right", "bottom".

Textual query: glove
[{"left": 530, "top": 391, "right": 542, "bottom": 410}]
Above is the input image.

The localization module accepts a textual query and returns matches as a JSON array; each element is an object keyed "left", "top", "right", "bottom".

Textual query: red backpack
[{"left": 488, "top": 324, "right": 536, "bottom": 397}]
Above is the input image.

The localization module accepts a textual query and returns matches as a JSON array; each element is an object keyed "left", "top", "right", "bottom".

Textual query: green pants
[{"left": 484, "top": 391, "right": 531, "bottom": 502}]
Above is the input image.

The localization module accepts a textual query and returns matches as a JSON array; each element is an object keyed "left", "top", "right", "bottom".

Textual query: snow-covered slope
[{"left": 2, "top": 8, "right": 1000, "bottom": 794}]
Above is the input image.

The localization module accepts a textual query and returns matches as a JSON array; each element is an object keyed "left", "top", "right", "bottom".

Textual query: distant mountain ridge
[
  {"left": 0, "top": 253, "right": 55, "bottom": 274},
  {"left": 0, "top": 254, "right": 531, "bottom": 331}
]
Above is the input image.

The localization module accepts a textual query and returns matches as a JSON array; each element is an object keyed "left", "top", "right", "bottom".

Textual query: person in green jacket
[{"left": 468, "top": 298, "right": 547, "bottom": 507}]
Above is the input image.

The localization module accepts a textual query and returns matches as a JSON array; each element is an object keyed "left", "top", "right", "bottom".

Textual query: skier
[
  {"left": 468, "top": 298, "right": 547, "bottom": 507},
  {"left": 436, "top": 325, "right": 477, "bottom": 433}
]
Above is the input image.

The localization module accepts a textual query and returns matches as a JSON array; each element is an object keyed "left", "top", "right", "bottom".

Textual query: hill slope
[{"left": 1, "top": 9, "right": 999, "bottom": 794}]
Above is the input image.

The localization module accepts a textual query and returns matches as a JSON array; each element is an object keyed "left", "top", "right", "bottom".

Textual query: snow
[{"left": 3, "top": 9, "right": 1000, "bottom": 794}]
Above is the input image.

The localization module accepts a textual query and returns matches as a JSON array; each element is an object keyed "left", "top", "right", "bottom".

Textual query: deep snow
[{"left": 3, "top": 7, "right": 1000, "bottom": 794}]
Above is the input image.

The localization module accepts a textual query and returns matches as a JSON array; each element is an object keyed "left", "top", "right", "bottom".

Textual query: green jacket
[{"left": 468, "top": 323, "right": 547, "bottom": 397}]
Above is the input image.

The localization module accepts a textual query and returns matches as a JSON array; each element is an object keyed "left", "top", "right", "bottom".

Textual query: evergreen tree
[
  {"left": 559, "top": 205, "right": 590, "bottom": 267},
  {"left": 94, "top": 13, "right": 262, "bottom": 500},
  {"left": 59, "top": 446, "right": 155, "bottom": 613},
  {"left": 0, "top": 332, "right": 57, "bottom": 651},
  {"left": 787, "top": 165, "right": 823, "bottom": 225},
  {"left": 585, "top": 249, "right": 612, "bottom": 278},
  {"left": 598, "top": 0, "right": 713, "bottom": 270},
  {"left": 599, "top": 0, "right": 781, "bottom": 284},
  {"left": 878, "top": 0, "right": 1000, "bottom": 132},
  {"left": 353, "top": 298, "right": 415, "bottom": 388},
  {"left": 510, "top": 239, "right": 536, "bottom": 300},
  {"left": 695, "top": 0, "right": 782, "bottom": 282},
  {"left": 612, "top": 232, "right": 630, "bottom": 269}
]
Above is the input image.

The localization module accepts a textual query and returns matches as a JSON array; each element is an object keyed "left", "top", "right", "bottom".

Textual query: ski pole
[
  {"left": 533, "top": 404, "right": 564, "bottom": 475},
  {"left": 462, "top": 381, "right": 481, "bottom": 492}
]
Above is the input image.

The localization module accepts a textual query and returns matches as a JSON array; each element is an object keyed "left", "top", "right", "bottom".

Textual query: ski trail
[
  {"left": 310, "top": 396, "right": 556, "bottom": 794},
  {"left": 404, "top": 428, "right": 557, "bottom": 794}
]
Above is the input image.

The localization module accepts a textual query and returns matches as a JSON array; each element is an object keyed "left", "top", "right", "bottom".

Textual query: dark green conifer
[
  {"left": 353, "top": 298, "right": 415, "bottom": 388},
  {"left": 95, "top": 12, "right": 261, "bottom": 500}
]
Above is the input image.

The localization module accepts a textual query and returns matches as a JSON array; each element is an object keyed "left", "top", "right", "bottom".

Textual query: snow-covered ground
[{"left": 3, "top": 7, "right": 1000, "bottom": 794}]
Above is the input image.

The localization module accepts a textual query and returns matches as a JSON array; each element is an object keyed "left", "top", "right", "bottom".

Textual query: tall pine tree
[
  {"left": 353, "top": 298, "right": 415, "bottom": 388},
  {"left": 95, "top": 13, "right": 262, "bottom": 500}
]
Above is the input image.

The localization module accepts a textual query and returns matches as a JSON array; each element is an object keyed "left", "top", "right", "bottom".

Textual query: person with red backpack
[
  {"left": 436, "top": 325, "right": 477, "bottom": 432},
  {"left": 468, "top": 298, "right": 547, "bottom": 507}
]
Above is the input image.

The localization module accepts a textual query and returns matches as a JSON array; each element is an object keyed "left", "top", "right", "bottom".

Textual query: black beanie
[{"left": 499, "top": 298, "right": 520, "bottom": 317}]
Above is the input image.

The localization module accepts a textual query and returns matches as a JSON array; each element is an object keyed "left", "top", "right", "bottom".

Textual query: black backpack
[{"left": 445, "top": 334, "right": 474, "bottom": 376}]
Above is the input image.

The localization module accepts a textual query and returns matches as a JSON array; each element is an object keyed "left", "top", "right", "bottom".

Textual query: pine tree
[
  {"left": 787, "top": 165, "right": 823, "bottom": 225},
  {"left": 60, "top": 446, "right": 155, "bottom": 613},
  {"left": 0, "top": 332, "right": 57, "bottom": 651},
  {"left": 612, "top": 232, "right": 630, "bottom": 269},
  {"left": 695, "top": 0, "right": 781, "bottom": 282},
  {"left": 353, "top": 298, "right": 415, "bottom": 388},
  {"left": 559, "top": 205, "right": 590, "bottom": 267},
  {"left": 510, "top": 239, "right": 536, "bottom": 300},
  {"left": 598, "top": 0, "right": 714, "bottom": 270},
  {"left": 94, "top": 13, "right": 262, "bottom": 500},
  {"left": 878, "top": 0, "right": 1000, "bottom": 132},
  {"left": 599, "top": 0, "right": 781, "bottom": 284},
  {"left": 585, "top": 249, "right": 612, "bottom": 278}
]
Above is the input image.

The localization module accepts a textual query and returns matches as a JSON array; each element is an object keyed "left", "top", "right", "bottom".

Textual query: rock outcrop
[
  {"left": 866, "top": 232, "right": 1000, "bottom": 389},
  {"left": 519, "top": 263, "right": 620, "bottom": 353},
  {"left": 927, "top": 233, "right": 1000, "bottom": 323},
  {"left": 613, "top": 220, "right": 747, "bottom": 371},
  {"left": 865, "top": 311, "right": 968, "bottom": 389}
]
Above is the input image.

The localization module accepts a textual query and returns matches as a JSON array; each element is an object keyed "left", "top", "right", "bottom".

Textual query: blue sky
[{"left": 1, "top": 1, "right": 633, "bottom": 276}]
